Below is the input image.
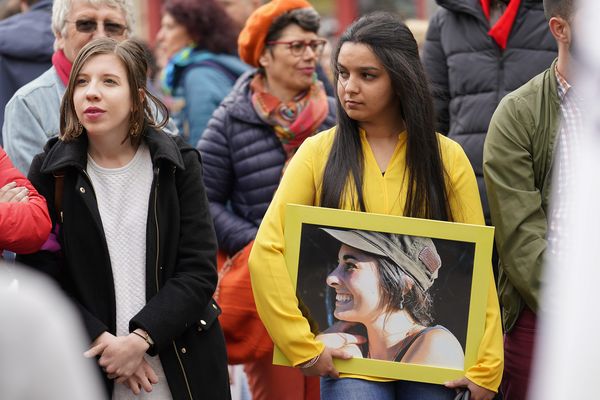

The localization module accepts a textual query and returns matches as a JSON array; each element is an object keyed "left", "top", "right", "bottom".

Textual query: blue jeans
[{"left": 321, "top": 377, "right": 456, "bottom": 400}]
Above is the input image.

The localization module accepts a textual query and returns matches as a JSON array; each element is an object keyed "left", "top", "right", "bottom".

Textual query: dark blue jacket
[
  {"left": 0, "top": 0, "right": 54, "bottom": 144},
  {"left": 422, "top": 0, "right": 557, "bottom": 222},
  {"left": 197, "top": 71, "right": 336, "bottom": 255}
]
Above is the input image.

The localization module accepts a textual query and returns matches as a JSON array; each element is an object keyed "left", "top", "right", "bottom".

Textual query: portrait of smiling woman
[{"left": 317, "top": 228, "right": 464, "bottom": 370}]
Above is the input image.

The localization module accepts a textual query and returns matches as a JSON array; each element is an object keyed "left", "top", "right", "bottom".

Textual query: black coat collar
[{"left": 40, "top": 128, "right": 186, "bottom": 174}]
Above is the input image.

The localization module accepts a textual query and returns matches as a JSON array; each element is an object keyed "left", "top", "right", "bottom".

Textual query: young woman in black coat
[{"left": 18, "top": 37, "right": 230, "bottom": 400}]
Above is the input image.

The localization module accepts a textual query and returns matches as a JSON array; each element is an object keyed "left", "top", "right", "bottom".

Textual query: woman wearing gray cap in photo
[
  {"left": 318, "top": 229, "right": 464, "bottom": 369},
  {"left": 248, "top": 11, "right": 502, "bottom": 400}
]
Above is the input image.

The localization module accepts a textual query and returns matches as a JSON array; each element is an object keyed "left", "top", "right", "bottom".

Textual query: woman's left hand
[
  {"left": 444, "top": 377, "right": 496, "bottom": 400},
  {"left": 316, "top": 321, "right": 366, "bottom": 358},
  {"left": 85, "top": 332, "right": 149, "bottom": 379}
]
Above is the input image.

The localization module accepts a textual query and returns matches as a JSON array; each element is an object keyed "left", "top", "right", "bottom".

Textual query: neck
[
  {"left": 87, "top": 133, "right": 138, "bottom": 168},
  {"left": 360, "top": 117, "right": 406, "bottom": 140},
  {"left": 263, "top": 75, "right": 303, "bottom": 103},
  {"left": 556, "top": 48, "right": 572, "bottom": 83},
  {"left": 365, "top": 311, "right": 421, "bottom": 360}
]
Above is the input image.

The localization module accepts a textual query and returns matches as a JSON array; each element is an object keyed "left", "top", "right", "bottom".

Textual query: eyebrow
[
  {"left": 76, "top": 73, "right": 121, "bottom": 80},
  {"left": 341, "top": 254, "right": 359, "bottom": 262},
  {"left": 337, "top": 63, "right": 381, "bottom": 72}
]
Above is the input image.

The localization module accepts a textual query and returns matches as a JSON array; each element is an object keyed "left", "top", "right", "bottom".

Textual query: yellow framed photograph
[{"left": 273, "top": 204, "right": 494, "bottom": 384}]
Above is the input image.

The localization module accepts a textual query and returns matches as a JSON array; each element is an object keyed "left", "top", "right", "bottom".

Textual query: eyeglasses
[
  {"left": 266, "top": 39, "right": 327, "bottom": 57},
  {"left": 66, "top": 19, "right": 128, "bottom": 37}
]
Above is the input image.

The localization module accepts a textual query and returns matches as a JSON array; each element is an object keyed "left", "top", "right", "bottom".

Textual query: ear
[
  {"left": 549, "top": 16, "right": 571, "bottom": 45},
  {"left": 55, "top": 30, "right": 66, "bottom": 51},
  {"left": 402, "top": 277, "right": 414, "bottom": 295},
  {"left": 258, "top": 47, "right": 271, "bottom": 68}
]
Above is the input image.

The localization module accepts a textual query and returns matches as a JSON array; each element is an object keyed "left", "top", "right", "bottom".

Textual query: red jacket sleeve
[{"left": 0, "top": 147, "right": 51, "bottom": 254}]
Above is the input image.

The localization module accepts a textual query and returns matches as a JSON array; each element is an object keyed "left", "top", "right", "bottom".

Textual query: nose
[
  {"left": 93, "top": 23, "right": 107, "bottom": 39},
  {"left": 302, "top": 44, "right": 317, "bottom": 61},
  {"left": 326, "top": 264, "right": 343, "bottom": 288},
  {"left": 85, "top": 80, "right": 101, "bottom": 100},
  {"left": 342, "top": 74, "right": 359, "bottom": 94},
  {"left": 156, "top": 28, "right": 164, "bottom": 42}
]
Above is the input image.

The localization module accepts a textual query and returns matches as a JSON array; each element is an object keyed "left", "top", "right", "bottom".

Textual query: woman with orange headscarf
[{"left": 197, "top": 1, "right": 336, "bottom": 399}]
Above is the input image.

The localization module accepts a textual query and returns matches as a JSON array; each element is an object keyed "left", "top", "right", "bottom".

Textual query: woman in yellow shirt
[{"left": 248, "top": 12, "right": 503, "bottom": 400}]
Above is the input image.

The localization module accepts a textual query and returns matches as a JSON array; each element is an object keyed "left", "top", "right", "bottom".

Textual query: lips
[
  {"left": 84, "top": 106, "right": 105, "bottom": 115},
  {"left": 344, "top": 99, "right": 362, "bottom": 109},
  {"left": 336, "top": 293, "right": 353, "bottom": 304},
  {"left": 299, "top": 67, "right": 315, "bottom": 75},
  {"left": 82, "top": 106, "right": 106, "bottom": 121}
]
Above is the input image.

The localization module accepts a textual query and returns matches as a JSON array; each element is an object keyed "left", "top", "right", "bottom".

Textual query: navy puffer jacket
[
  {"left": 197, "top": 71, "right": 336, "bottom": 255},
  {"left": 422, "top": 0, "right": 556, "bottom": 222}
]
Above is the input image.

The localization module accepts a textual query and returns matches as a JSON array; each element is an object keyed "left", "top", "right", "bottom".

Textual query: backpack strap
[
  {"left": 174, "top": 60, "right": 239, "bottom": 89},
  {"left": 52, "top": 170, "right": 65, "bottom": 223}
]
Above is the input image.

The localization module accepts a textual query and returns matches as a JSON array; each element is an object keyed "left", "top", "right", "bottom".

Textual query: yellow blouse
[{"left": 248, "top": 127, "right": 503, "bottom": 391}]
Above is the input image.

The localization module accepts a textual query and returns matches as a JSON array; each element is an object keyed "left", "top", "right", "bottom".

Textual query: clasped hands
[{"left": 84, "top": 331, "right": 158, "bottom": 395}]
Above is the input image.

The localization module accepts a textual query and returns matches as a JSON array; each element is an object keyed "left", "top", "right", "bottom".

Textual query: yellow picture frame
[{"left": 272, "top": 204, "right": 494, "bottom": 384}]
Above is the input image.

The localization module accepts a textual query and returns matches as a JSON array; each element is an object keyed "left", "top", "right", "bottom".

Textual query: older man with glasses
[{"left": 2, "top": 0, "right": 157, "bottom": 174}]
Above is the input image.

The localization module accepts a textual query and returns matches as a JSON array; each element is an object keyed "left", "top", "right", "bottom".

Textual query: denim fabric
[
  {"left": 2, "top": 67, "right": 63, "bottom": 175},
  {"left": 2, "top": 67, "right": 178, "bottom": 175},
  {"left": 320, "top": 377, "right": 456, "bottom": 400}
]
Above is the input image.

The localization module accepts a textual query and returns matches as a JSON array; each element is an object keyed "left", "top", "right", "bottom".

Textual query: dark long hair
[{"left": 319, "top": 12, "right": 452, "bottom": 221}]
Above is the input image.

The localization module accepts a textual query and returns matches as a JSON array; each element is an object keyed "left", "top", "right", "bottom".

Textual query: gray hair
[{"left": 52, "top": 0, "right": 135, "bottom": 39}]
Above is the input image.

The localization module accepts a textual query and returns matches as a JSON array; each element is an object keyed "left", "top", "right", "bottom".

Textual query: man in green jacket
[{"left": 483, "top": 0, "right": 579, "bottom": 399}]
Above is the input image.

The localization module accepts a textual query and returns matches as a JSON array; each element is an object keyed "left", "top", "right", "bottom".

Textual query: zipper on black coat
[{"left": 152, "top": 165, "right": 194, "bottom": 400}]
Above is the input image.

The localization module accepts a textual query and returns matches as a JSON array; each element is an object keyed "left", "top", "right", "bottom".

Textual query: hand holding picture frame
[{"left": 273, "top": 204, "right": 494, "bottom": 385}]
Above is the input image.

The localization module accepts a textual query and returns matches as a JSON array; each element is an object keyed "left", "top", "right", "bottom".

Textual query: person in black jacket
[
  {"left": 422, "top": 0, "right": 557, "bottom": 224},
  {"left": 18, "top": 37, "right": 230, "bottom": 400},
  {"left": 196, "top": 1, "right": 335, "bottom": 399}
]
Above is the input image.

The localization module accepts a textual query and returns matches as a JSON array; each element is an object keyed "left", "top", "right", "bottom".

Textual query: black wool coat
[
  {"left": 422, "top": 0, "right": 557, "bottom": 222},
  {"left": 18, "top": 130, "right": 230, "bottom": 400}
]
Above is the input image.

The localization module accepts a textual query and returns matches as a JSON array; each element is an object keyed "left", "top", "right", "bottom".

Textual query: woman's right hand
[
  {"left": 121, "top": 359, "right": 159, "bottom": 395},
  {"left": 301, "top": 347, "right": 353, "bottom": 378},
  {"left": 0, "top": 182, "right": 29, "bottom": 203}
]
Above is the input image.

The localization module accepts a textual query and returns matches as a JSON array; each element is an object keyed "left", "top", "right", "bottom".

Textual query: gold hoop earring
[{"left": 131, "top": 120, "right": 140, "bottom": 136}]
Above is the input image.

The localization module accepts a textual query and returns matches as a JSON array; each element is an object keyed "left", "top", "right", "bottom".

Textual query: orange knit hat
[{"left": 238, "top": 0, "right": 314, "bottom": 67}]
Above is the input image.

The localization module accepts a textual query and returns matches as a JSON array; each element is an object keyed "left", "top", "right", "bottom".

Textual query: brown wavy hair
[
  {"left": 163, "top": 0, "right": 238, "bottom": 54},
  {"left": 60, "top": 38, "right": 169, "bottom": 143}
]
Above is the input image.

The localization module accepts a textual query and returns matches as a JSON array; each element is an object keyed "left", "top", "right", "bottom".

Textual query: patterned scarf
[
  {"left": 52, "top": 50, "right": 73, "bottom": 86},
  {"left": 250, "top": 73, "right": 328, "bottom": 160}
]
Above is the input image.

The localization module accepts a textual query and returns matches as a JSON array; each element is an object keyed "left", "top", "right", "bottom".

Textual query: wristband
[
  {"left": 132, "top": 330, "right": 154, "bottom": 348},
  {"left": 299, "top": 353, "right": 321, "bottom": 369}
]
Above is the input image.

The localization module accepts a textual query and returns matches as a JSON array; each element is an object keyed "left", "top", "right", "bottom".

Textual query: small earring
[
  {"left": 76, "top": 121, "right": 83, "bottom": 136},
  {"left": 131, "top": 120, "right": 139, "bottom": 136},
  {"left": 399, "top": 293, "right": 405, "bottom": 310}
]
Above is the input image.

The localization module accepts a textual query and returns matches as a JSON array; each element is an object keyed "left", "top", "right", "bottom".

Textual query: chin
[{"left": 334, "top": 310, "right": 358, "bottom": 322}]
